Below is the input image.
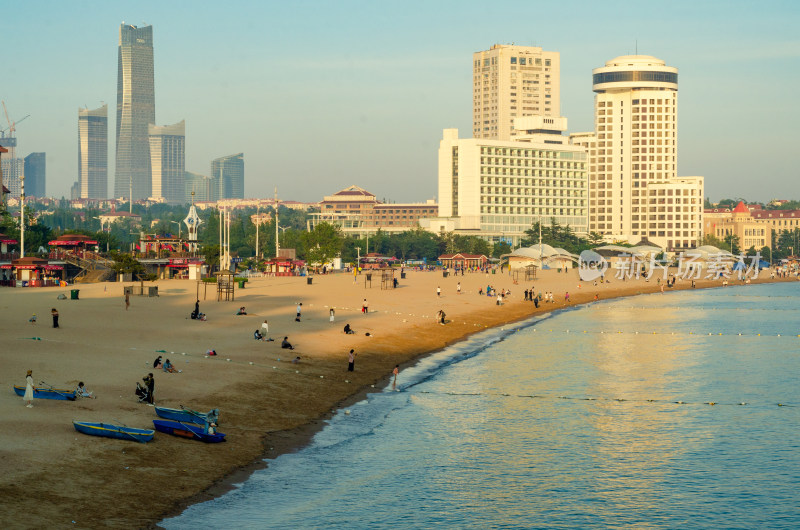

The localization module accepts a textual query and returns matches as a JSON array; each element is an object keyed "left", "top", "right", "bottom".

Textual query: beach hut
[
  {"left": 0, "top": 232, "right": 18, "bottom": 260},
  {"left": 48, "top": 234, "right": 99, "bottom": 261},
  {"left": 2, "top": 256, "right": 65, "bottom": 287},
  {"left": 437, "top": 253, "right": 489, "bottom": 271}
]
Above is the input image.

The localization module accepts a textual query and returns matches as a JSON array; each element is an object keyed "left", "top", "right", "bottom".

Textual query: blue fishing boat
[
  {"left": 14, "top": 385, "right": 76, "bottom": 401},
  {"left": 154, "top": 406, "right": 219, "bottom": 425},
  {"left": 73, "top": 421, "right": 155, "bottom": 443},
  {"left": 152, "top": 419, "right": 226, "bottom": 443}
]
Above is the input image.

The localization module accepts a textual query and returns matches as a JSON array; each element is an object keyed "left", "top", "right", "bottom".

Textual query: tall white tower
[{"left": 589, "top": 55, "right": 678, "bottom": 241}]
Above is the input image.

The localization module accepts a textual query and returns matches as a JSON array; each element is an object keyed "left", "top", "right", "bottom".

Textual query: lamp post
[
  {"left": 93, "top": 216, "right": 109, "bottom": 252},
  {"left": 255, "top": 205, "right": 260, "bottom": 261},
  {"left": 19, "top": 174, "right": 25, "bottom": 258},
  {"left": 169, "top": 221, "right": 182, "bottom": 239}
]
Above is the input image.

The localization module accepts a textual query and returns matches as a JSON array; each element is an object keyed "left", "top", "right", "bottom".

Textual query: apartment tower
[
  {"left": 473, "top": 44, "right": 560, "bottom": 140},
  {"left": 115, "top": 24, "right": 155, "bottom": 202},
  {"left": 149, "top": 121, "right": 185, "bottom": 204},
  {"left": 78, "top": 104, "right": 108, "bottom": 199}
]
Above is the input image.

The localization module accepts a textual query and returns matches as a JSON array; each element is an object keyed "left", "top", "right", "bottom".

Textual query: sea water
[{"left": 163, "top": 283, "right": 800, "bottom": 529}]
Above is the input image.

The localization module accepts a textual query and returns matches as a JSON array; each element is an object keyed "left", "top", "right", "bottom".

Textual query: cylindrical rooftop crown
[{"left": 592, "top": 55, "right": 677, "bottom": 92}]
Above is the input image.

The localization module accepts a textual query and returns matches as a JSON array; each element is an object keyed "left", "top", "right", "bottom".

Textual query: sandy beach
[{"left": 0, "top": 268, "right": 789, "bottom": 528}]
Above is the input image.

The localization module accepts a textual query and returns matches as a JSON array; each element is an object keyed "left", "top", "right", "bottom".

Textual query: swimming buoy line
[{"left": 416, "top": 390, "right": 794, "bottom": 408}]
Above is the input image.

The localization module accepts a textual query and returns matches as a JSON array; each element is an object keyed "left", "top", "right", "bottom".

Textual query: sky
[{"left": 3, "top": 0, "right": 799, "bottom": 203}]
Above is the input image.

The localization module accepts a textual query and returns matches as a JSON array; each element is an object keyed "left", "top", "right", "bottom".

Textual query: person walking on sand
[
  {"left": 296, "top": 302, "right": 302, "bottom": 322},
  {"left": 262, "top": 319, "right": 269, "bottom": 335},
  {"left": 565, "top": 292, "right": 570, "bottom": 303},
  {"left": 457, "top": 282, "right": 461, "bottom": 295},
  {"left": 51, "top": 308, "right": 59, "bottom": 328},
  {"left": 24, "top": 370, "right": 34, "bottom": 408},
  {"left": 392, "top": 365, "right": 399, "bottom": 390},
  {"left": 362, "top": 299, "right": 369, "bottom": 314},
  {"left": 437, "top": 286, "right": 441, "bottom": 297},
  {"left": 125, "top": 291, "right": 130, "bottom": 311},
  {"left": 330, "top": 308, "right": 335, "bottom": 323},
  {"left": 348, "top": 349, "right": 356, "bottom": 372}
]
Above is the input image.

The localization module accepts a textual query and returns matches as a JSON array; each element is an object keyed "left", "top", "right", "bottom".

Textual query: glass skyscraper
[
  {"left": 115, "top": 24, "right": 155, "bottom": 201},
  {"left": 149, "top": 121, "right": 185, "bottom": 204},
  {"left": 78, "top": 105, "right": 108, "bottom": 199},
  {"left": 211, "top": 153, "right": 244, "bottom": 199},
  {"left": 23, "top": 152, "right": 46, "bottom": 198}
]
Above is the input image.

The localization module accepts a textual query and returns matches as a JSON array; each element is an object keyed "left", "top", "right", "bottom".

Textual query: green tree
[
  {"left": 492, "top": 241, "right": 512, "bottom": 258},
  {"left": 301, "top": 222, "right": 343, "bottom": 271},
  {"left": 723, "top": 233, "right": 740, "bottom": 255},
  {"left": 702, "top": 233, "right": 726, "bottom": 248}
]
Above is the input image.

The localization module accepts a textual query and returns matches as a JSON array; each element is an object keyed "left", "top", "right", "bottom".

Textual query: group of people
[
  {"left": 22, "top": 370, "right": 96, "bottom": 409},
  {"left": 153, "top": 355, "right": 180, "bottom": 373},
  {"left": 190, "top": 300, "right": 206, "bottom": 321}
]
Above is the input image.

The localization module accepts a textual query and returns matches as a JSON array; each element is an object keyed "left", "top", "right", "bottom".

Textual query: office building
[
  {"left": 23, "top": 152, "right": 46, "bottom": 198},
  {"left": 211, "top": 153, "right": 244, "bottom": 199},
  {"left": 185, "top": 171, "right": 216, "bottom": 203},
  {"left": 473, "top": 44, "right": 560, "bottom": 141},
  {"left": 78, "top": 105, "right": 108, "bottom": 199},
  {"left": 149, "top": 121, "right": 185, "bottom": 204},
  {"left": 429, "top": 125, "right": 588, "bottom": 245},
  {"left": 572, "top": 55, "right": 703, "bottom": 250},
  {"left": 1, "top": 158, "right": 23, "bottom": 198},
  {"left": 115, "top": 24, "right": 155, "bottom": 201}
]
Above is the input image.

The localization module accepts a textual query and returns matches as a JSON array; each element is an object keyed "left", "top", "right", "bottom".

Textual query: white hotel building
[
  {"left": 571, "top": 55, "right": 703, "bottom": 251},
  {"left": 427, "top": 117, "right": 588, "bottom": 245}
]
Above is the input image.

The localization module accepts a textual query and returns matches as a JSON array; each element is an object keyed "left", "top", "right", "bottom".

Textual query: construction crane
[{"left": 1, "top": 101, "right": 30, "bottom": 139}]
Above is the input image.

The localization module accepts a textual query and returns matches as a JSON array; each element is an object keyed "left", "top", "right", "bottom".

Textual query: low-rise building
[
  {"left": 308, "top": 185, "right": 437, "bottom": 236},
  {"left": 703, "top": 201, "right": 771, "bottom": 251}
]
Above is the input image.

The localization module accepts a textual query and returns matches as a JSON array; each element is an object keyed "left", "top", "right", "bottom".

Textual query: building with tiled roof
[
  {"left": 309, "top": 185, "right": 438, "bottom": 236},
  {"left": 703, "top": 201, "right": 771, "bottom": 251}
]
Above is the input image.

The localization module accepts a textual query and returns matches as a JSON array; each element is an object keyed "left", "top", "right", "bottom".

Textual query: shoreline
[
  {"left": 151, "top": 273, "right": 792, "bottom": 528},
  {"left": 0, "top": 270, "right": 792, "bottom": 529}
]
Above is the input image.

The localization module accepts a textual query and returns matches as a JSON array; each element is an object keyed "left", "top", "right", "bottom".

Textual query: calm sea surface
[{"left": 163, "top": 283, "right": 800, "bottom": 529}]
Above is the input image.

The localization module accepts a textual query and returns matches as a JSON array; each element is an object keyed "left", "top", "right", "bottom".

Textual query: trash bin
[
  {"left": 148, "top": 286, "right": 159, "bottom": 297},
  {"left": 443, "top": 271, "right": 449, "bottom": 278},
  {"left": 71, "top": 289, "right": 80, "bottom": 300},
  {"left": 238, "top": 280, "right": 246, "bottom": 289},
  {"left": 366, "top": 273, "right": 372, "bottom": 281},
  {"left": 401, "top": 272, "right": 406, "bottom": 279},
  {"left": 307, "top": 277, "right": 313, "bottom": 285}
]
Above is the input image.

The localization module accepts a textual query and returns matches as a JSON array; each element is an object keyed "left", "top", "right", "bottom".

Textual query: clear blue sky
[{"left": 3, "top": 0, "right": 799, "bottom": 203}]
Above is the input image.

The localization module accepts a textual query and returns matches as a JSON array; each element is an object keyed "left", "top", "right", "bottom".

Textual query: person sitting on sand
[
  {"left": 237, "top": 306, "right": 247, "bottom": 315},
  {"left": 76, "top": 381, "right": 96, "bottom": 399},
  {"left": 281, "top": 337, "right": 294, "bottom": 350},
  {"left": 343, "top": 323, "right": 355, "bottom": 334},
  {"left": 153, "top": 355, "right": 163, "bottom": 369},
  {"left": 29, "top": 314, "right": 37, "bottom": 324},
  {"left": 254, "top": 329, "right": 263, "bottom": 341},
  {"left": 207, "top": 349, "right": 217, "bottom": 356},
  {"left": 291, "top": 356, "right": 301, "bottom": 364},
  {"left": 163, "top": 359, "right": 180, "bottom": 373}
]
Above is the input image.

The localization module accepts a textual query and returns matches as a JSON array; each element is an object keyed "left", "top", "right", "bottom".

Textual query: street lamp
[{"left": 169, "top": 221, "right": 182, "bottom": 240}]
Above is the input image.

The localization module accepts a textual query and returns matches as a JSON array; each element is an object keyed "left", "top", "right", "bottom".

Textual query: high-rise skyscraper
[
  {"left": 23, "top": 152, "right": 46, "bottom": 198},
  {"left": 115, "top": 24, "right": 155, "bottom": 202},
  {"left": 211, "top": 153, "right": 244, "bottom": 199},
  {"left": 149, "top": 121, "right": 185, "bottom": 204},
  {"left": 78, "top": 105, "right": 108, "bottom": 199},
  {"left": 570, "top": 55, "right": 703, "bottom": 250},
  {"left": 473, "top": 44, "right": 560, "bottom": 140},
  {"left": 185, "top": 171, "right": 215, "bottom": 203}
]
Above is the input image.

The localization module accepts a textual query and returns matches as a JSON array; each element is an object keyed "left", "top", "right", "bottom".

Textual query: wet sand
[{"left": 0, "top": 268, "right": 788, "bottom": 528}]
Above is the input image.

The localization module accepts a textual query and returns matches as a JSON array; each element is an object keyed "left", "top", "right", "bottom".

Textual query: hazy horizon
[{"left": 3, "top": 0, "right": 799, "bottom": 203}]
